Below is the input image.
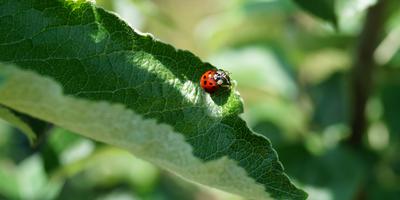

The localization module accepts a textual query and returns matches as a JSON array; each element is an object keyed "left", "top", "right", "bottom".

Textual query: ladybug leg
[{"left": 224, "top": 78, "right": 231, "bottom": 85}]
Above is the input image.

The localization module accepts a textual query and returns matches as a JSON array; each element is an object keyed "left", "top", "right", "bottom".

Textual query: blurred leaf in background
[
  {"left": 0, "top": 107, "right": 37, "bottom": 144},
  {"left": 292, "top": 0, "right": 337, "bottom": 27}
]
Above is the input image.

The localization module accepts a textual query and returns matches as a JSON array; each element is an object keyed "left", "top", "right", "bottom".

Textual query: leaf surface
[
  {"left": 0, "top": 1, "right": 307, "bottom": 199},
  {"left": 293, "top": 0, "right": 337, "bottom": 27},
  {"left": 0, "top": 105, "right": 36, "bottom": 144}
]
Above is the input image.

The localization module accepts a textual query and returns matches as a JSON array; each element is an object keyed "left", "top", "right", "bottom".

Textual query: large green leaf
[
  {"left": 292, "top": 0, "right": 337, "bottom": 27},
  {"left": 0, "top": 0, "right": 306, "bottom": 199}
]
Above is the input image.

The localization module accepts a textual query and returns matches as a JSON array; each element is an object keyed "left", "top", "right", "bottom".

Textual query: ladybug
[{"left": 200, "top": 69, "right": 231, "bottom": 93}]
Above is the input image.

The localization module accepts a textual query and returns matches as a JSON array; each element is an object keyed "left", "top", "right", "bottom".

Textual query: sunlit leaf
[{"left": 0, "top": 0, "right": 307, "bottom": 199}]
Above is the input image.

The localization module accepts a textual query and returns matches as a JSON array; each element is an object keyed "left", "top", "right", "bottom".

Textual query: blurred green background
[{"left": 1, "top": 0, "right": 400, "bottom": 199}]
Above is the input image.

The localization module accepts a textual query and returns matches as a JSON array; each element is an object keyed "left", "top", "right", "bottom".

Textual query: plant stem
[{"left": 349, "top": 0, "right": 388, "bottom": 147}]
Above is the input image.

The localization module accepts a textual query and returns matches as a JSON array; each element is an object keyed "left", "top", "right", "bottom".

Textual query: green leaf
[
  {"left": 292, "top": 0, "right": 337, "bottom": 27},
  {"left": 0, "top": 154, "right": 63, "bottom": 200},
  {"left": 0, "top": 0, "right": 307, "bottom": 199},
  {"left": 381, "top": 73, "right": 400, "bottom": 139},
  {"left": 0, "top": 64, "right": 307, "bottom": 200},
  {"left": 279, "top": 145, "right": 366, "bottom": 200},
  {"left": 58, "top": 147, "right": 160, "bottom": 196},
  {"left": 0, "top": 105, "right": 36, "bottom": 144},
  {"left": 309, "top": 72, "right": 349, "bottom": 129},
  {"left": 336, "top": 0, "right": 378, "bottom": 34}
]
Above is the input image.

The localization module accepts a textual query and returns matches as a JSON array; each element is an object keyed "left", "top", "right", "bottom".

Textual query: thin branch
[{"left": 349, "top": 0, "right": 388, "bottom": 147}]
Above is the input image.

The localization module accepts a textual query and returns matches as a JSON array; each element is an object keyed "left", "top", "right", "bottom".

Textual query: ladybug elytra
[{"left": 200, "top": 69, "right": 231, "bottom": 93}]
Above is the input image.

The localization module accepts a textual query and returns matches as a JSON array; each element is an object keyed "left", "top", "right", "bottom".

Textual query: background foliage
[{"left": 0, "top": 0, "right": 399, "bottom": 199}]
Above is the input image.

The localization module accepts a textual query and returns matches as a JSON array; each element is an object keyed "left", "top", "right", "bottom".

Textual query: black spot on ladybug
[
  {"left": 203, "top": 81, "right": 207, "bottom": 85},
  {"left": 208, "top": 82, "right": 213, "bottom": 86},
  {"left": 203, "top": 75, "right": 206, "bottom": 79},
  {"left": 208, "top": 71, "right": 212, "bottom": 74}
]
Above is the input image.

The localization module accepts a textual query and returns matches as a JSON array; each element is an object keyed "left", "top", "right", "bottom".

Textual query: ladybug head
[{"left": 214, "top": 69, "right": 231, "bottom": 87}]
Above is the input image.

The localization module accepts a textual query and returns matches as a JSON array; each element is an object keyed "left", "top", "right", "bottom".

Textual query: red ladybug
[{"left": 200, "top": 69, "right": 231, "bottom": 93}]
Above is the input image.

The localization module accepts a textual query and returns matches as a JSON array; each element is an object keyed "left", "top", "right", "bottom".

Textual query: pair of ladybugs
[{"left": 200, "top": 69, "right": 231, "bottom": 93}]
